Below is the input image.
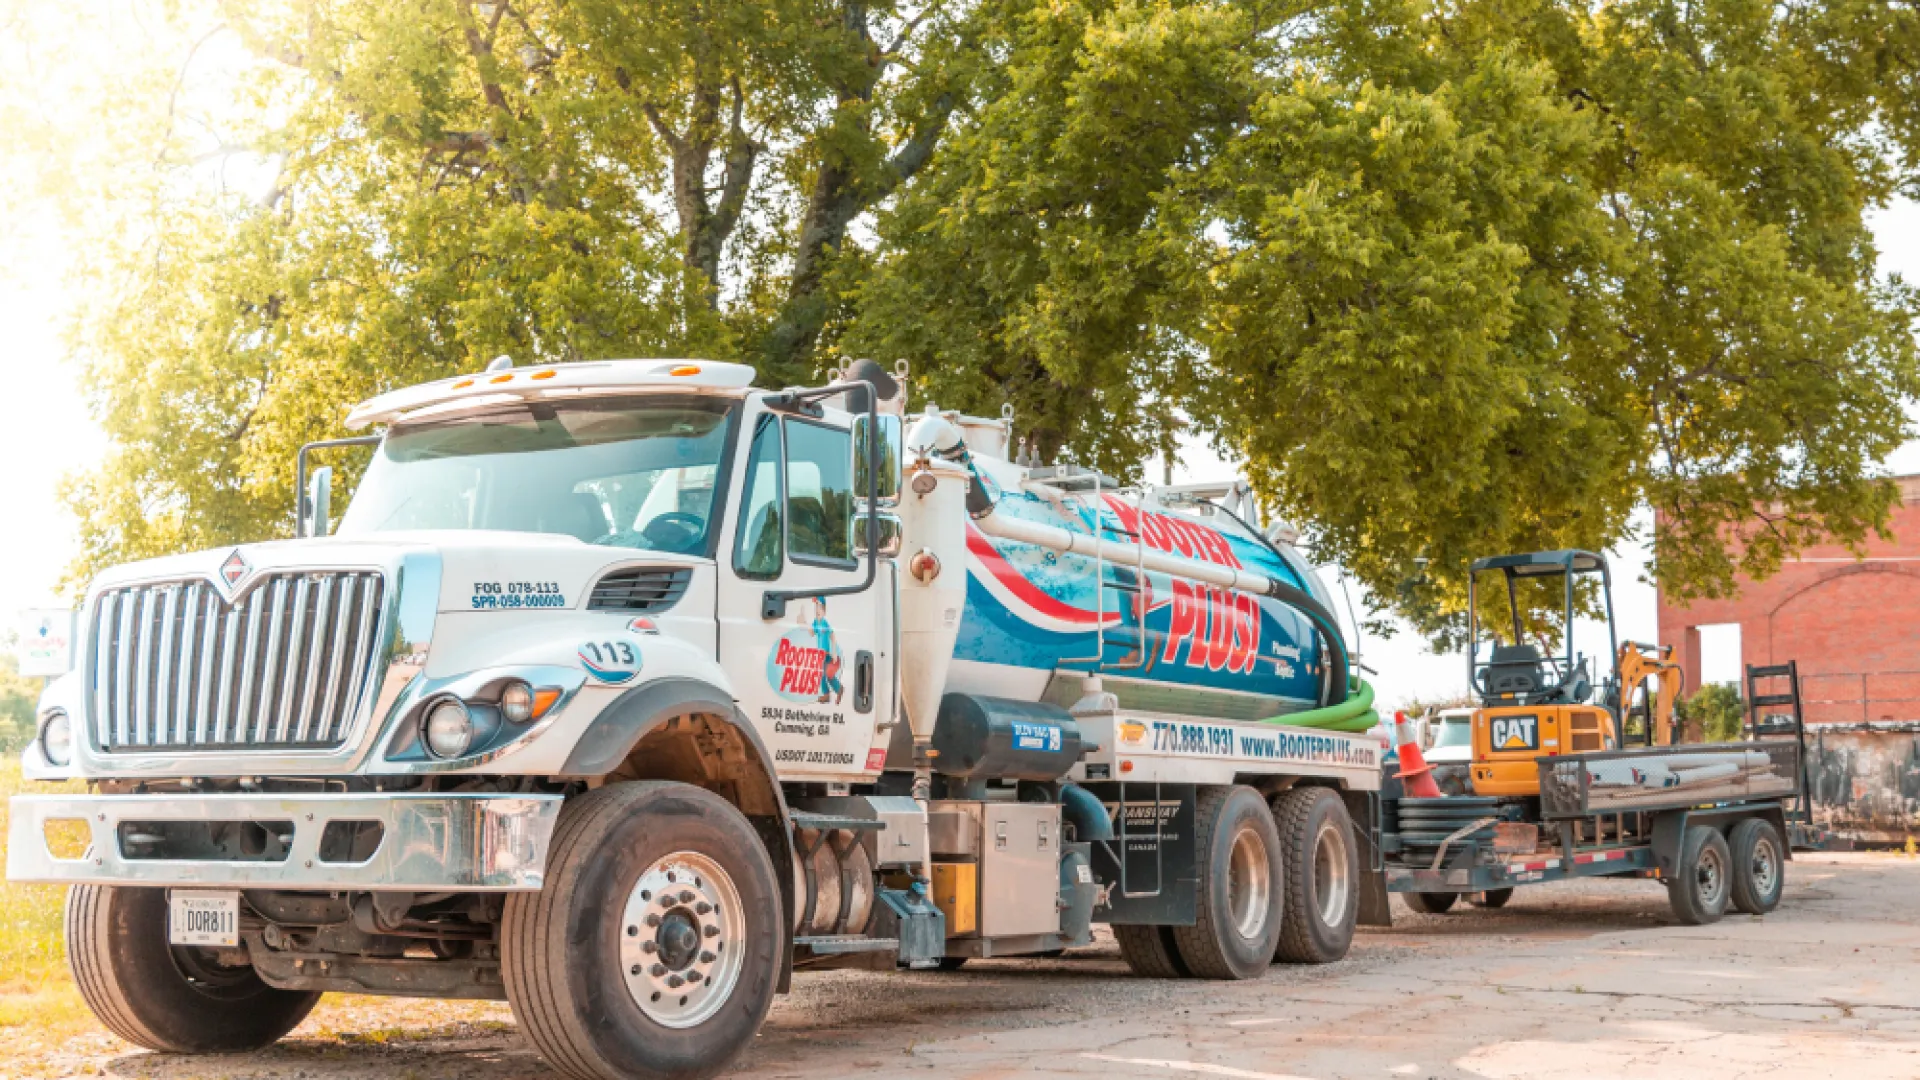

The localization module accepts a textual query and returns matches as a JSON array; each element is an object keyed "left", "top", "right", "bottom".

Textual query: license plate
[{"left": 169, "top": 890, "right": 240, "bottom": 947}]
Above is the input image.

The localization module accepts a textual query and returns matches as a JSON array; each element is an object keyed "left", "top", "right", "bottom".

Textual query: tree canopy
[{"left": 19, "top": 0, "right": 1920, "bottom": 632}]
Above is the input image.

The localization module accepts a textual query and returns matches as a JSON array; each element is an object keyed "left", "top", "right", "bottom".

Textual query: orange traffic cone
[{"left": 1393, "top": 710, "right": 1444, "bottom": 798}]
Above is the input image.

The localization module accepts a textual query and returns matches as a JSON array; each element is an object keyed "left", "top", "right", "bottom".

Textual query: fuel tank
[{"left": 939, "top": 429, "right": 1337, "bottom": 719}]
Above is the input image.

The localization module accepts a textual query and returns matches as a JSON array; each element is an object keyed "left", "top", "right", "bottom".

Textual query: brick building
[
  {"left": 1657, "top": 474, "right": 1920, "bottom": 724},
  {"left": 1657, "top": 474, "right": 1920, "bottom": 840}
]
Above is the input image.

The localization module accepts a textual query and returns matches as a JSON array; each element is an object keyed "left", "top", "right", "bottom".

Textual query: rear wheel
[
  {"left": 65, "top": 884, "right": 319, "bottom": 1053},
  {"left": 1402, "top": 891, "right": 1458, "bottom": 914},
  {"left": 1114, "top": 924, "right": 1189, "bottom": 978},
  {"left": 1171, "top": 786, "right": 1285, "bottom": 979},
  {"left": 1728, "top": 819, "right": 1784, "bottom": 915},
  {"left": 1467, "top": 888, "right": 1514, "bottom": 909},
  {"left": 503, "top": 782, "right": 781, "bottom": 1080},
  {"left": 1271, "top": 788, "right": 1358, "bottom": 964},
  {"left": 1666, "top": 824, "right": 1732, "bottom": 926}
]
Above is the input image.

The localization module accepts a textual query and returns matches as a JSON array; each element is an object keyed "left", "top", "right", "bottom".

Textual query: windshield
[
  {"left": 338, "top": 397, "right": 734, "bottom": 555},
  {"left": 1431, "top": 719, "right": 1473, "bottom": 749}
]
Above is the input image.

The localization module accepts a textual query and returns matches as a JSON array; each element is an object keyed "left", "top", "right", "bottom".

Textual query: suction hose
[{"left": 1260, "top": 676, "right": 1379, "bottom": 733}]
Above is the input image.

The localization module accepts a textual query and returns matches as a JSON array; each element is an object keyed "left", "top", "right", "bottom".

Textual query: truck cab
[{"left": 11, "top": 358, "right": 1382, "bottom": 1080}]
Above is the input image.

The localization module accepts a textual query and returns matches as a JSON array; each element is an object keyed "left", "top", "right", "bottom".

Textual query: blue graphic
[{"left": 958, "top": 491, "right": 1326, "bottom": 708}]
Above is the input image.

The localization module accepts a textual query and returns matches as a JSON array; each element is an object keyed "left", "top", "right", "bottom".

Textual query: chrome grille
[{"left": 89, "top": 572, "right": 387, "bottom": 752}]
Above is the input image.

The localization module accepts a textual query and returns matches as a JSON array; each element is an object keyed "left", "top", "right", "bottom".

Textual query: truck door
[{"left": 717, "top": 398, "right": 893, "bottom": 780}]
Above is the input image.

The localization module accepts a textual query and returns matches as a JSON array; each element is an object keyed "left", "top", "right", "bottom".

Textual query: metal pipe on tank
[
  {"left": 917, "top": 414, "right": 1354, "bottom": 710},
  {"left": 973, "top": 509, "right": 1284, "bottom": 600}
]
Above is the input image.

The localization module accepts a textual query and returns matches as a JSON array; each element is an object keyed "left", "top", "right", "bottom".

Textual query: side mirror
[
  {"left": 854, "top": 507, "right": 902, "bottom": 557},
  {"left": 305, "top": 466, "right": 333, "bottom": 537},
  {"left": 854, "top": 413, "right": 902, "bottom": 503}
]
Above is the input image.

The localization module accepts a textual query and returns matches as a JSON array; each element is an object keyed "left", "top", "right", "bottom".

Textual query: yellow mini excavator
[{"left": 1464, "top": 551, "right": 1685, "bottom": 798}]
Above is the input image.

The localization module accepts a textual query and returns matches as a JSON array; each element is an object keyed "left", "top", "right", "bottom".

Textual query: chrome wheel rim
[
  {"left": 619, "top": 851, "right": 746, "bottom": 1029},
  {"left": 1227, "top": 824, "right": 1273, "bottom": 940},
  {"left": 1751, "top": 836, "right": 1779, "bottom": 898},
  {"left": 1313, "top": 820, "right": 1352, "bottom": 927},
  {"left": 1696, "top": 844, "right": 1726, "bottom": 907}
]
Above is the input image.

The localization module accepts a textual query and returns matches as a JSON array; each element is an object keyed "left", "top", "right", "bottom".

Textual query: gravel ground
[{"left": 6, "top": 853, "right": 1914, "bottom": 1079}]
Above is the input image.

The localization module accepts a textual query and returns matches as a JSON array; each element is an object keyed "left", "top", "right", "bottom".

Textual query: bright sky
[{"left": 0, "top": 9, "right": 1914, "bottom": 706}]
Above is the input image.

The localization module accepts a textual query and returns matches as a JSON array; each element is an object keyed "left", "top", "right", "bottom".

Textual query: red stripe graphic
[{"left": 966, "top": 525, "right": 1121, "bottom": 627}]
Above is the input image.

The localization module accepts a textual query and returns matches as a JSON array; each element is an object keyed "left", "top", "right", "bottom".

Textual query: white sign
[{"left": 16, "top": 609, "right": 74, "bottom": 678}]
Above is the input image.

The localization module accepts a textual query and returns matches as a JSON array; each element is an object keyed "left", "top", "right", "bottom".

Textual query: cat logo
[{"left": 1490, "top": 714, "right": 1539, "bottom": 751}]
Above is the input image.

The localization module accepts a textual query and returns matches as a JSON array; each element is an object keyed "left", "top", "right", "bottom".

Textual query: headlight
[
  {"left": 422, "top": 698, "right": 475, "bottom": 759},
  {"left": 39, "top": 711, "right": 72, "bottom": 767},
  {"left": 500, "top": 681, "right": 534, "bottom": 724}
]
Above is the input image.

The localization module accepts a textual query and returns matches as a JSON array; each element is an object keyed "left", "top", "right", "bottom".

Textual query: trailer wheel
[
  {"left": 1271, "top": 788, "right": 1359, "bottom": 964},
  {"left": 65, "top": 884, "right": 319, "bottom": 1052},
  {"left": 1402, "top": 891, "right": 1457, "bottom": 914},
  {"left": 1666, "top": 824, "right": 1731, "bottom": 926},
  {"left": 1170, "top": 786, "right": 1285, "bottom": 979},
  {"left": 1114, "top": 924, "right": 1190, "bottom": 978},
  {"left": 1728, "top": 818, "right": 1784, "bottom": 915},
  {"left": 1467, "top": 888, "right": 1513, "bottom": 909},
  {"left": 503, "top": 782, "right": 781, "bottom": 1080}
]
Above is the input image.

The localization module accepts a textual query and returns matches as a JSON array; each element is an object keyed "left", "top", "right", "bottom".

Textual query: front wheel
[
  {"left": 65, "top": 884, "right": 319, "bottom": 1052},
  {"left": 1666, "top": 824, "right": 1732, "bottom": 926},
  {"left": 1467, "top": 888, "right": 1514, "bottom": 909},
  {"left": 503, "top": 782, "right": 782, "bottom": 1080}
]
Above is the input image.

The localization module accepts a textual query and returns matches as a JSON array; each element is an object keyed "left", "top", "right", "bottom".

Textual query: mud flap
[
  {"left": 1358, "top": 868, "right": 1393, "bottom": 927},
  {"left": 1346, "top": 788, "right": 1392, "bottom": 927}
]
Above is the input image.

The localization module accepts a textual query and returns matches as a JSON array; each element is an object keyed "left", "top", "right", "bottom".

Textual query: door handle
[{"left": 854, "top": 650, "right": 874, "bottom": 713}]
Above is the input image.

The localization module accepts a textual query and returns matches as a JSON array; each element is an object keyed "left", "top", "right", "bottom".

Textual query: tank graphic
[{"left": 954, "top": 489, "right": 1327, "bottom": 708}]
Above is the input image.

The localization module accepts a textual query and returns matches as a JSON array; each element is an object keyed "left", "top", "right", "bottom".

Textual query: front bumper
[{"left": 7, "top": 792, "right": 561, "bottom": 891}]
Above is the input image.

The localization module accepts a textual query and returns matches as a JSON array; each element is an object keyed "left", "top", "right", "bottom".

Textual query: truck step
[
  {"left": 789, "top": 812, "right": 885, "bottom": 833},
  {"left": 794, "top": 934, "right": 899, "bottom": 954}
]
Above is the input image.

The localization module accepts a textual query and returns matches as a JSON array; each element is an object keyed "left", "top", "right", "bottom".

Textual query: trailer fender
[{"left": 1651, "top": 801, "right": 1790, "bottom": 880}]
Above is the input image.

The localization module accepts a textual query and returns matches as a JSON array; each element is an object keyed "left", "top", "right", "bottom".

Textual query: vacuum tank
[{"left": 901, "top": 409, "right": 1343, "bottom": 722}]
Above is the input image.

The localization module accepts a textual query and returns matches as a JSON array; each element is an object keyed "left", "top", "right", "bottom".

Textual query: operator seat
[{"left": 1481, "top": 644, "right": 1549, "bottom": 699}]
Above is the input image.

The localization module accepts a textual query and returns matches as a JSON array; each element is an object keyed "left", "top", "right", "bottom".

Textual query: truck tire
[
  {"left": 1114, "top": 924, "right": 1190, "bottom": 978},
  {"left": 65, "top": 884, "right": 319, "bottom": 1053},
  {"left": 1666, "top": 824, "right": 1731, "bottom": 926},
  {"left": 1402, "top": 891, "right": 1457, "bottom": 914},
  {"left": 1728, "top": 818, "right": 1785, "bottom": 915},
  {"left": 1467, "top": 888, "right": 1514, "bottom": 909},
  {"left": 1271, "top": 788, "right": 1358, "bottom": 964},
  {"left": 1170, "top": 786, "right": 1285, "bottom": 979},
  {"left": 503, "top": 782, "right": 781, "bottom": 1080}
]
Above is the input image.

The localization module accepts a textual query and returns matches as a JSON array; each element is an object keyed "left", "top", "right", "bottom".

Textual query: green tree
[
  {"left": 14, "top": 0, "right": 1919, "bottom": 632},
  {"left": 0, "top": 654, "right": 43, "bottom": 752},
  {"left": 1677, "top": 682, "right": 1746, "bottom": 743}
]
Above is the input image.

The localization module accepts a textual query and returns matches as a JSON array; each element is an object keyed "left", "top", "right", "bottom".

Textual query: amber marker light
[
  {"left": 489, "top": 373, "right": 514, "bottom": 384},
  {"left": 532, "top": 687, "right": 563, "bottom": 719},
  {"left": 669, "top": 365, "right": 701, "bottom": 376},
  {"left": 453, "top": 378, "right": 475, "bottom": 388},
  {"left": 531, "top": 370, "right": 557, "bottom": 380}
]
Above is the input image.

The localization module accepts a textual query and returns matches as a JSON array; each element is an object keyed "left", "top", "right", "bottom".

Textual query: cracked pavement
[{"left": 13, "top": 853, "right": 1916, "bottom": 1079}]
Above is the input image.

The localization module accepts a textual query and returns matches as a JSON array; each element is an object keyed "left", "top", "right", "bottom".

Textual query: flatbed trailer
[{"left": 1378, "top": 741, "right": 1800, "bottom": 923}]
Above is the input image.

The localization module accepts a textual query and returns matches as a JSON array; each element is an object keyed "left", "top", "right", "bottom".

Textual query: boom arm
[{"left": 1618, "top": 642, "right": 1685, "bottom": 746}]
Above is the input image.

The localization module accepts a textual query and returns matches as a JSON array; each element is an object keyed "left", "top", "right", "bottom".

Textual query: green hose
[{"left": 1258, "top": 676, "right": 1380, "bottom": 733}]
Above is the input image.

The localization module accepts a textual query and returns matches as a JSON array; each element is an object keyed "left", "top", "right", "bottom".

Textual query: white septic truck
[{"left": 11, "top": 359, "right": 1382, "bottom": 1079}]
